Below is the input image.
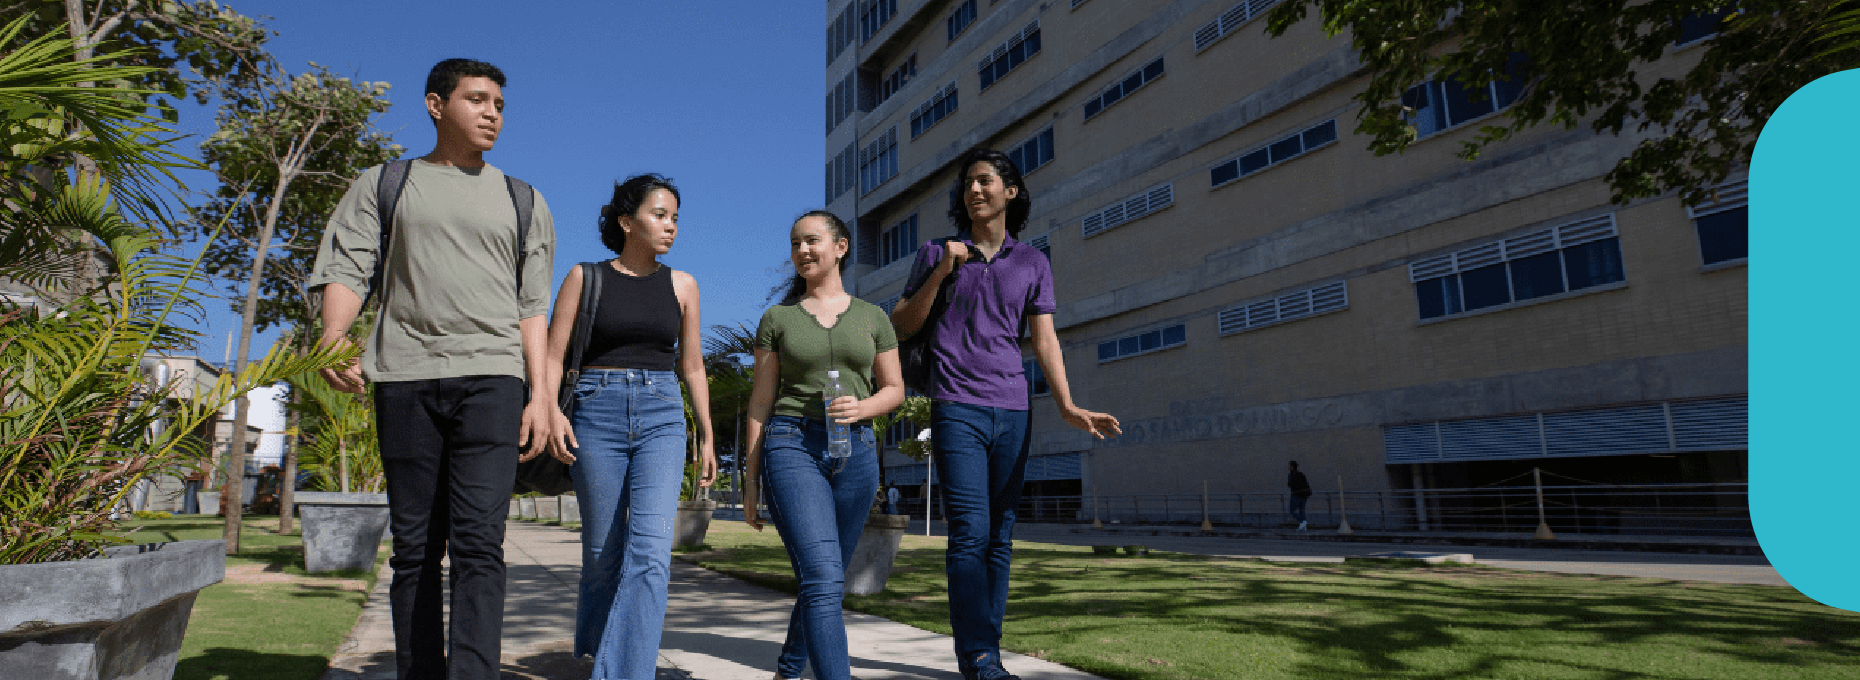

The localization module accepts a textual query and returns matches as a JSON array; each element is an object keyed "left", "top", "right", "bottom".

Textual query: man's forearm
[
  {"left": 520, "top": 315, "right": 550, "bottom": 402},
  {"left": 319, "top": 284, "right": 363, "bottom": 342}
]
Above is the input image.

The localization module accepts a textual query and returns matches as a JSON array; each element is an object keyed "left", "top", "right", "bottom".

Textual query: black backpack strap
[
  {"left": 561, "top": 262, "right": 603, "bottom": 392},
  {"left": 365, "top": 159, "right": 415, "bottom": 307},
  {"left": 505, "top": 175, "right": 534, "bottom": 297}
]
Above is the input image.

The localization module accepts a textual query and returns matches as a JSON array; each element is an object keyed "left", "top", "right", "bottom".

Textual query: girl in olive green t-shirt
[{"left": 742, "top": 211, "right": 903, "bottom": 680}]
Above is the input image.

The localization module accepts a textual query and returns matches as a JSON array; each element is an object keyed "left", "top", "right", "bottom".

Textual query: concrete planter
[
  {"left": 295, "top": 492, "right": 390, "bottom": 573},
  {"left": 847, "top": 513, "right": 911, "bottom": 596},
  {"left": 507, "top": 497, "right": 519, "bottom": 518},
  {"left": 195, "top": 491, "right": 219, "bottom": 516},
  {"left": 674, "top": 499, "right": 717, "bottom": 548},
  {"left": 0, "top": 539, "right": 225, "bottom": 680},
  {"left": 559, "top": 495, "right": 580, "bottom": 523},
  {"left": 519, "top": 496, "right": 536, "bottom": 518},
  {"left": 535, "top": 496, "right": 560, "bottom": 521}
]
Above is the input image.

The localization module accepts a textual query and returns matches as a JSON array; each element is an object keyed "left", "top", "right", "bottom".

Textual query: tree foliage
[
  {"left": 0, "top": 15, "right": 355, "bottom": 564},
  {"left": 1264, "top": 0, "right": 1860, "bottom": 205},
  {"left": 191, "top": 62, "right": 399, "bottom": 331},
  {"left": 0, "top": 15, "right": 189, "bottom": 290},
  {"left": 1, "top": 0, "right": 272, "bottom": 114}
]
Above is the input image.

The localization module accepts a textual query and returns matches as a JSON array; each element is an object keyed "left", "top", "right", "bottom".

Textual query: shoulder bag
[{"left": 514, "top": 261, "right": 603, "bottom": 496}]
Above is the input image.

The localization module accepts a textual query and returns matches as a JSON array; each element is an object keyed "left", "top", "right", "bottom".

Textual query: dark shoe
[{"left": 974, "top": 664, "right": 1021, "bottom": 680}]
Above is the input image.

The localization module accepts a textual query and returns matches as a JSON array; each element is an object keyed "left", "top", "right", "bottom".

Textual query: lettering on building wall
[{"left": 1097, "top": 398, "right": 1350, "bottom": 449}]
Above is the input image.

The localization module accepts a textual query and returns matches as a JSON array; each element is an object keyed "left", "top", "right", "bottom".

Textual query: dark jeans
[
  {"left": 1290, "top": 494, "right": 1309, "bottom": 522},
  {"left": 375, "top": 376, "right": 523, "bottom": 680},
  {"left": 931, "top": 400, "right": 1030, "bottom": 672},
  {"left": 761, "top": 415, "right": 880, "bottom": 680}
]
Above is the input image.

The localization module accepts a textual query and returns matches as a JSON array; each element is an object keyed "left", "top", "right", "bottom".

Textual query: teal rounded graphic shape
[{"left": 1751, "top": 68, "right": 1860, "bottom": 613}]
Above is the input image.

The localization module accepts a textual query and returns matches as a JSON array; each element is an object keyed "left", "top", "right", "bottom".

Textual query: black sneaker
[{"left": 974, "top": 664, "right": 1022, "bottom": 680}]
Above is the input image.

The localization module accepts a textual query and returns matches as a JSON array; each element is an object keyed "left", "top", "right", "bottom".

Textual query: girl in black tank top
[
  {"left": 527, "top": 174, "right": 717, "bottom": 674},
  {"left": 582, "top": 263, "right": 680, "bottom": 370}
]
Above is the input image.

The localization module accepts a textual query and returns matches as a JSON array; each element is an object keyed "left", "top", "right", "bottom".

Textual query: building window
[
  {"left": 948, "top": 0, "right": 977, "bottom": 41},
  {"left": 826, "top": 143, "right": 855, "bottom": 204},
  {"left": 827, "top": 72, "right": 855, "bottom": 135},
  {"left": 827, "top": 5, "right": 855, "bottom": 65},
  {"left": 1098, "top": 324, "right": 1187, "bottom": 363},
  {"left": 1027, "top": 234, "right": 1050, "bottom": 260},
  {"left": 1084, "top": 57, "right": 1164, "bottom": 119},
  {"left": 1022, "top": 358, "right": 1049, "bottom": 396},
  {"left": 1209, "top": 120, "right": 1337, "bottom": 187},
  {"left": 880, "top": 214, "right": 919, "bottom": 267},
  {"left": 879, "top": 54, "right": 916, "bottom": 106},
  {"left": 909, "top": 82, "right": 958, "bottom": 138},
  {"left": 861, "top": 0, "right": 898, "bottom": 44},
  {"left": 1688, "top": 179, "right": 1748, "bottom": 265},
  {"left": 978, "top": 20, "right": 1041, "bottom": 90},
  {"left": 859, "top": 127, "right": 899, "bottom": 195},
  {"left": 1676, "top": 7, "right": 1734, "bottom": 46},
  {"left": 1006, "top": 126, "right": 1054, "bottom": 175},
  {"left": 1081, "top": 183, "right": 1173, "bottom": 239},
  {"left": 1194, "top": 0, "right": 1283, "bottom": 52},
  {"left": 1219, "top": 281, "right": 1348, "bottom": 335},
  {"left": 1410, "top": 214, "right": 1625, "bottom": 320},
  {"left": 1402, "top": 53, "right": 1528, "bottom": 139}
]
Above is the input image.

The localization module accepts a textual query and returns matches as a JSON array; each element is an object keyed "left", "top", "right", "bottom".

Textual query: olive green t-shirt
[
  {"left": 306, "top": 160, "right": 554, "bottom": 383},
  {"left": 755, "top": 298, "right": 898, "bottom": 422}
]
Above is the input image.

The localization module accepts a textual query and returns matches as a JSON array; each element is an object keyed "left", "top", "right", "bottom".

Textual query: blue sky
[{"left": 175, "top": 0, "right": 823, "bottom": 363}]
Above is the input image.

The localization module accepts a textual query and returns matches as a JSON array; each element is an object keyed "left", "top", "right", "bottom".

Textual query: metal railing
[{"left": 892, "top": 482, "right": 1752, "bottom": 537}]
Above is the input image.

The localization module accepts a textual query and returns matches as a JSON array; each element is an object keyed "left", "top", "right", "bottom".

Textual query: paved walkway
[{"left": 321, "top": 520, "right": 1107, "bottom": 680}]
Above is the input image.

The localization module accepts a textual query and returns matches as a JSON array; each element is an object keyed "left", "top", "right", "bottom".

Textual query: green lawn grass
[
  {"left": 681, "top": 522, "right": 1860, "bottom": 680},
  {"left": 116, "top": 516, "right": 388, "bottom": 680}
]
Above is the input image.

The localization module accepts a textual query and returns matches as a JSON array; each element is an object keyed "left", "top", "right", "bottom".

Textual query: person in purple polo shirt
[{"left": 892, "top": 148, "right": 1121, "bottom": 680}]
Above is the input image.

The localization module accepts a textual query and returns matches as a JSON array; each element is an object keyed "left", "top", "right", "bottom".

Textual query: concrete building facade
[{"left": 825, "top": 0, "right": 1747, "bottom": 524}]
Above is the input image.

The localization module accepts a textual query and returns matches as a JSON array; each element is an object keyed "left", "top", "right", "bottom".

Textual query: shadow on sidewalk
[
  {"left": 659, "top": 629, "right": 966, "bottom": 680},
  {"left": 501, "top": 640, "right": 692, "bottom": 680}
]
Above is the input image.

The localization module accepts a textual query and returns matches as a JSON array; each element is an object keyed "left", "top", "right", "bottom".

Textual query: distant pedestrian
[
  {"left": 887, "top": 483, "right": 901, "bottom": 515},
  {"left": 1288, "top": 461, "right": 1313, "bottom": 531}
]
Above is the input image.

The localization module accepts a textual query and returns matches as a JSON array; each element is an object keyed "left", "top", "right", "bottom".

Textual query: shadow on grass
[
  {"left": 691, "top": 540, "right": 1860, "bottom": 680},
  {"left": 174, "top": 647, "right": 329, "bottom": 680}
]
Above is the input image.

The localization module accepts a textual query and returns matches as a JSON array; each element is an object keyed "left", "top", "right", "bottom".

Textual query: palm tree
[{"left": 0, "top": 16, "right": 354, "bottom": 564}]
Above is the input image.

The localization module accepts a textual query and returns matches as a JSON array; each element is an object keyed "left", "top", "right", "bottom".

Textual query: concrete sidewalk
[{"left": 321, "top": 520, "right": 1108, "bottom": 680}]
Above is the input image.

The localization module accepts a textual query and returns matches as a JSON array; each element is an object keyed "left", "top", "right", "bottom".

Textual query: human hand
[
  {"left": 940, "top": 240, "right": 971, "bottom": 272},
  {"left": 317, "top": 334, "right": 365, "bottom": 394},
  {"left": 545, "top": 406, "right": 578, "bottom": 464},
  {"left": 696, "top": 441, "right": 718, "bottom": 487},
  {"left": 1062, "top": 406, "right": 1123, "bottom": 439},
  {"left": 827, "top": 395, "right": 864, "bottom": 424},
  {"left": 743, "top": 477, "right": 763, "bottom": 531},
  {"left": 518, "top": 400, "right": 554, "bottom": 462}
]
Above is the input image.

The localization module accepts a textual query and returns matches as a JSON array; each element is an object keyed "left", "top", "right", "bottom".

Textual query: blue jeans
[
  {"left": 931, "top": 400, "right": 1030, "bottom": 673},
  {"left": 760, "top": 415, "right": 879, "bottom": 680},
  {"left": 567, "top": 369, "right": 687, "bottom": 679},
  {"left": 1290, "top": 495, "right": 1309, "bottom": 523}
]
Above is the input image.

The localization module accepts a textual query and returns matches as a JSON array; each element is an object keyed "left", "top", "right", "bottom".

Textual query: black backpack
[
  {"left": 898, "top": 238, "right": 977, "bottom": 393},
  {"left": 362, "top": 159, "right": 535, "bottom": 306}
]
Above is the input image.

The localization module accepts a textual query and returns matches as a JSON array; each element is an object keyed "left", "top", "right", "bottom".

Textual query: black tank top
[{"left": 582, "top": 263, "right": 680, "bottom": 370}]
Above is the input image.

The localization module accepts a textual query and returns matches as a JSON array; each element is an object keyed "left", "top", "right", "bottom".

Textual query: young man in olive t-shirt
[{"left": 306, "top": 59, "right": 554, "bottom": 680}]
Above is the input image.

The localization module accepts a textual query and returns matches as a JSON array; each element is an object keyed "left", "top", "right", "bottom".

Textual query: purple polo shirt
[{"left": 901, "top": 234, "right": 1056, "bottom": 410}]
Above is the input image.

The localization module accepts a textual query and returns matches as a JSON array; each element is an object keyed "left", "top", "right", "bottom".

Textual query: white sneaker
[{"left": 1297, "top": 521, "right": 1307, "bottom": 531}]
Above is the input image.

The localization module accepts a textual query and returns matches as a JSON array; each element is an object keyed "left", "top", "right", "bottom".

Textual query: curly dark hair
[
  {"left": 599, "top": 174, "right": 681, "bottom": 256},
  {"left": 946, "top": 148, "right": 1032, "bottom": 238}
]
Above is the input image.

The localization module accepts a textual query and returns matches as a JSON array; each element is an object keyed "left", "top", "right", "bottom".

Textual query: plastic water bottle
[{"left": 824, "top": 370, "right": 853, "bottom": 459}]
